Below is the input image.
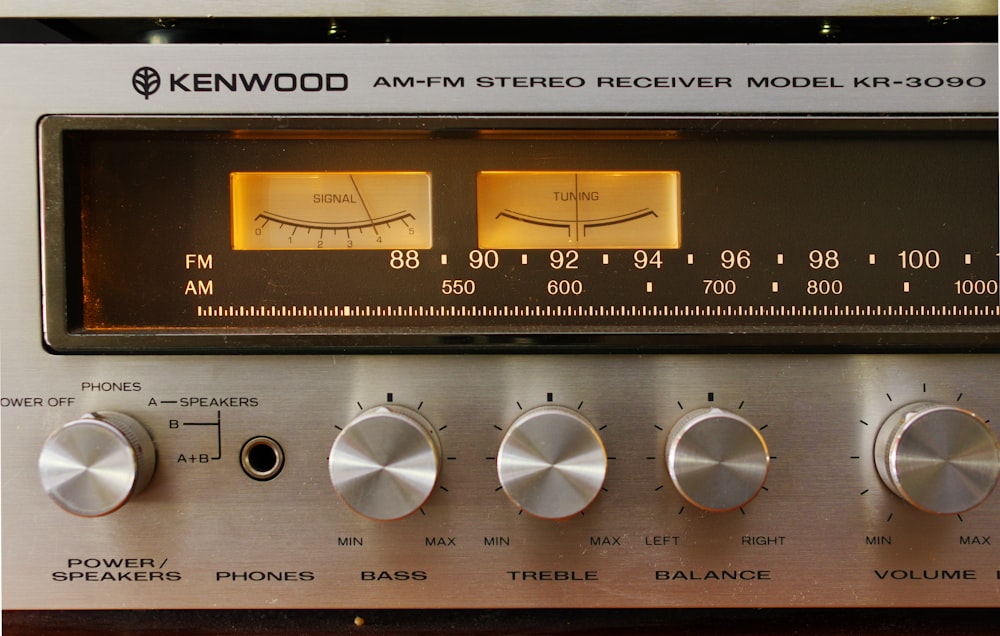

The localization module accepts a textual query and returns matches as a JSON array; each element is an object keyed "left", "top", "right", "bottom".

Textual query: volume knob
[
  {"left": 38, "top": 411, "right": 157, "bottom": 517},
  {"left": 874, "top": 402, "right": 1000, "bottom": 514},
  {"left": 329, "top": 405, "right": 441, "bottom": 521},
  {"left": 496, "top": 406, "right": 607, "bottom": 519},
  {"left": 666, "top": 408, "right": 769, "bottom": 512}
]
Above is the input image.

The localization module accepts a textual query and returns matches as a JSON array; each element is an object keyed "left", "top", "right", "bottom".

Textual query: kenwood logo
[
  {"left": 132, "top": 67, "right": 348, "bottom": 96},
  {"left": 132, "top": 67, "right": 161, "bottom": 99}
]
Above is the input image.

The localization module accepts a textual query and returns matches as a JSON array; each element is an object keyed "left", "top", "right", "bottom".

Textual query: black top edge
[{"left": 0, "top": 16, "right": 995, "bottom": 44}]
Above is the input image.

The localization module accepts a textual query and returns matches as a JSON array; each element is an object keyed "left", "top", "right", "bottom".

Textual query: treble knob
[
  {"left": 874, "top": 402, "right": 1000, "bottom": 514},
  {"left": 495, "top": 406, "right": 607, "bottom": 519},
  {"left": 666, "top": 408, "right": 770, "bottom": 512},
  {"left": 38, "top": 411, "right": 157, "bottom": 517},
  {"left": 328, "top": 405, "right": 441, "bottom": 521}
]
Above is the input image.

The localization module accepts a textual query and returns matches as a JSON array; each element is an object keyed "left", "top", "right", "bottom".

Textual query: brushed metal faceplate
[{"left": 2, "top": 353, "right": 999, "bottom": 608}]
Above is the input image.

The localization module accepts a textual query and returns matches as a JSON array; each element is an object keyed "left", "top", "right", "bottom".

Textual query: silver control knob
[
  {"left": 666, "top": 408, "right": 769, "bottom": 512},
  {"left": 496, "top": 406, "right": 607, "bottom": 519},
  {"left": 874, "top": 402, "right": 1000, "bottom": 514},
  {"left": 38, "top": 411, "right": 157, "bottom": 517},
  {"left": 329, "top": 405, "right": 441, "bottom": 521}
]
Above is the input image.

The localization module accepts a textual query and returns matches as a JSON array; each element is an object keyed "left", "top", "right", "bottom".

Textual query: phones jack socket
[{"left": 240, "top": 436, "right": 285, "bottom": 481}]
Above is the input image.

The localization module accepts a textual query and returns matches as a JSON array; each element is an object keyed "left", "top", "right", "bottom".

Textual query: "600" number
[{"left": 548, "top": 279, "right": 583, "bottom": 295}]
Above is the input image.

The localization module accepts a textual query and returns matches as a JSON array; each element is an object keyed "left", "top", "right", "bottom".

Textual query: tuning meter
[{"left": 477, "top": 170, "right": 680, "bottom": 249}]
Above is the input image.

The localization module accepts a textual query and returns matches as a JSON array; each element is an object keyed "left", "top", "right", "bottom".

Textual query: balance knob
[
  {"left": 329, "top": 405, "right": 441, "bottom": 521},
  {"left": 666, "top": 408, "right": 770, "bottom": 512},
  {"left": 874, "top": 402, "right": 1000, "bottom": 514},
  {"left": 38, "top": 411, "right": 157, "bottom": 517},
  {"left": 496, "top": 406, "right": 607, "bottom": 519}
]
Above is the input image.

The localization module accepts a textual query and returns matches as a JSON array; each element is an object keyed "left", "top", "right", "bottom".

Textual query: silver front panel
[
  {"left": 3, "top": 354, "right": 1000, "bottom": 608},
  {"left": 2, "top": 43, "right": 998, "bottom": 610},
  {"left": 1, "top": 43, "right": 995, "bottom": 114}
]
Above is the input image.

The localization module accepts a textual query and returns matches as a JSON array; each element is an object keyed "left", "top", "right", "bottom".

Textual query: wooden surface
[{"left": 4, "top": 609, "right": 1000, "bottom": 635}]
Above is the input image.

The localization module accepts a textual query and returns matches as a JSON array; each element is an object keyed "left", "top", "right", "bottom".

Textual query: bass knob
[{"left": 329, "top": 405, "right": 441, "bottom": 521}]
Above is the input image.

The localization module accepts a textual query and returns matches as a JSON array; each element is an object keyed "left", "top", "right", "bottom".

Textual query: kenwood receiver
[{"left": 1, "top": 7, "right": 998, "bottom": 632}]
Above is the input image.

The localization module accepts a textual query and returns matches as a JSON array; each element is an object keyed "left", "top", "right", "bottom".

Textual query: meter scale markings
[
  {"left": 232, "top": 171, "right": 431, "bottom": 250},
  {"left": 496, "top": 207, "right": 659, "bottom": 239},
  {"left": 255, "top": 208, "right": 416, "bottom": 234},
  {"left": 478, "top": 171, "right": 680, "bottom": 249}
]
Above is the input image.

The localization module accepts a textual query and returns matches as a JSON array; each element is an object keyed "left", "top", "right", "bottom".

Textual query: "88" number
[{"left": 389, "top": 250, "right": 420, "bottom": 270}]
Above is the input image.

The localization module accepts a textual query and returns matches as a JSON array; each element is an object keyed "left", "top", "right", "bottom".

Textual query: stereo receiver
[{"left": 2, "top": 14, "right": 998, "bottom": 619}]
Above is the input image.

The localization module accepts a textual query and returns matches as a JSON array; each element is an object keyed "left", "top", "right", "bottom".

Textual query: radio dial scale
[{"left": 41, "top": 117, "right": 999, "bottom": 351}]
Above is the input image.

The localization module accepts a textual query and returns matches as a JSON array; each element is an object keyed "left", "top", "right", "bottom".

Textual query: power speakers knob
[{"left": 38, "top": 411, "right": 157, "bottom": 517}]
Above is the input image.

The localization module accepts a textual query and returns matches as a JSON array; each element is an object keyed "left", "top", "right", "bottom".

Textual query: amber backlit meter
[
  {"left": 476, "top": 171, "right": 681, "bottom": 249},
  {"left": 231, "top": 171, "right": 432, "bottom": 250}
]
